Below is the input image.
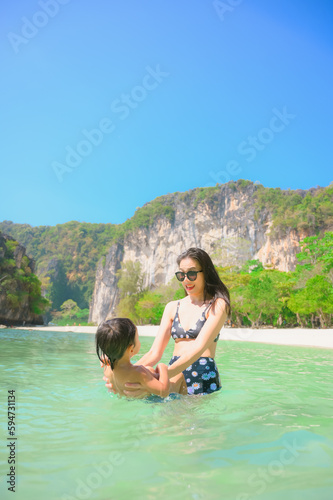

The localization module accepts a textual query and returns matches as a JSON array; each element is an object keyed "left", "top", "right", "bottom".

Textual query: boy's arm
[{"left": 139, "top": 363, "right": 170, "bottom": 398}]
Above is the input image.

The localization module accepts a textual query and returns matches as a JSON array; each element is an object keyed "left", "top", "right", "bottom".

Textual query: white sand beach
[{"left": 11, "top": 325, "right": 333, "bottom": 349}]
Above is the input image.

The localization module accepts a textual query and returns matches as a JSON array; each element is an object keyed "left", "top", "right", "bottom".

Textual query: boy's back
[{"left": 112, "top": 364, "right": 159, "bottom": 398}]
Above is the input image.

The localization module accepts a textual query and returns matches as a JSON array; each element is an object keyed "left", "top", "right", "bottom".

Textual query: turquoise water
[{"left": 0, "top": 329, "right": 333, "bottom": 500}]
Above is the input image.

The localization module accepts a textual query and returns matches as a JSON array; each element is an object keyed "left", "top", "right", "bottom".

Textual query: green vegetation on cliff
[
  {"left": 118, "top": 199, "right": 175, "bottom": 234},
  {"left": 0, "top": 233, "right": 49, "bottom": 321},
  {"left": 254, "top": 183, "right": 333, "bottom": 236}
]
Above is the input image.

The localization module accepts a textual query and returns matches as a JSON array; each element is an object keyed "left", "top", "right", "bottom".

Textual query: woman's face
[{"left": 178, "top": 257, "right": 205, "bottom": 297}]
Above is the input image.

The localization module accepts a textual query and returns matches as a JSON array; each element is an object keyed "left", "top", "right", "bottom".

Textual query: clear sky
[{"left": 1, "top": 0, "right": 332, "bottom": 227}]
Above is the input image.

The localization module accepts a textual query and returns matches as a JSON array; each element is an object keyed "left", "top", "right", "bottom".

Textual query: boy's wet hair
[{"left": 96, "top": 318, "right": 137, "bottom": 370}]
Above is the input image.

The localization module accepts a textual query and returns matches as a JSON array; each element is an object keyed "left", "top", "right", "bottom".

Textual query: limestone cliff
[
  {"left": 89, "top": 243, "right": 124, "bottom": 325},
  {"left": 89, "top": 182, "right": 318, "bottom": 324}
]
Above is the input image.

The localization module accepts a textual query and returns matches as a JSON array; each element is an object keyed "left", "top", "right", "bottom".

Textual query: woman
[{"left": 103, "top": 247, "right": 230, "bottom": 396}]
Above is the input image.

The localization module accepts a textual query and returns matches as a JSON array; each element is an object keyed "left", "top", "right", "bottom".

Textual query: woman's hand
[
  {"left": 123, "top": 365, "right": 161, "bottom": 397},
  {"left": 100, "top": 358, "right": 150, "bottom": 397},
  {"left": 100, "top": 358, "right": 116, "bottom": 393},
  {"left": 155, "top": 363, "right": 165, "bottom": 377},
  {"left": 123, "top": 382, "right": 150, "bottom": 398},
  {"left": 121, "top": 365, "right": 158, "bottom": 397}
]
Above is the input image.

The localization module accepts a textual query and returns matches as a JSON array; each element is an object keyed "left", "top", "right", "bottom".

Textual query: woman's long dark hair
[
  {"left": 95, "top": 318, "right": 137, "bottom": 370},
  {"left": 177, "top": 247, "right": 231, "bottom": 315}
]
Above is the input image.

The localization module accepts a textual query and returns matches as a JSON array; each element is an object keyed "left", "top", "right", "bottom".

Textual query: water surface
[{"left": 0, "top": 329, "right": 333, "bottom": 500}]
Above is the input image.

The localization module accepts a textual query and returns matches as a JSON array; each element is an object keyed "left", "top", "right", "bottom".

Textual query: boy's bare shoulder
[
  {"left": 115, "top": 364, "right": 145, "bottom": 380},
  {"left": 134, "top": 364, "right": 156, "bottom": 382},
  {"left": 127, "top": 364, "right": 147, "bottom": 376}
]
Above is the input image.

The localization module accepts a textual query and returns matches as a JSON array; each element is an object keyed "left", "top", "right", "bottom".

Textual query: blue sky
[{"left": 1, "top": 0, "right": 332, "bottom": 227}]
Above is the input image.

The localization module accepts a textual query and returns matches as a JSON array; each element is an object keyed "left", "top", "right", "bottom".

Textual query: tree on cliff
[
  {"left": 60, "top": 299, "right": 80, "bottom": 319},
  {"left": 0, "top": 232, "right": 50, "bottom": 323},
  {"left": 135, "top": 279, "right": 185, "bottom": 325},
  {"left": 297, "top": 232, "right": 333, "bottom": 278},
  {"left": 286, "top": 233, "right": 333, "bottom": 328},
  {"left": 232, "top": 273, "right": 282, "bottom": 327},
  {"left": 116, "top": 261, "right": 144, "bottom": 297},
  {"left": 115, "top": 261, "right": 144, "bottom": 322}
]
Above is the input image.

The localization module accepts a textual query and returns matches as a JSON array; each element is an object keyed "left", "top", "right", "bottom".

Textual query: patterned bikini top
[{"left": 171, "top": 300, "right": 220, "bottom": 342}]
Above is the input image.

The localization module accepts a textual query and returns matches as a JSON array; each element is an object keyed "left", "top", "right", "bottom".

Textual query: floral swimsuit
[{"left": 169, "top": 301, "right": 222, "bottom": 395}]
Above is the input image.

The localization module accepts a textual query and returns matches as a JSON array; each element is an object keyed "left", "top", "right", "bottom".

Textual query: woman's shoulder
[
  {"left": 164, "top": 298, "right": 184, "bottom": 317},
  {"left": 164, "top": 299, "right": 180, "bottom": 311},
  {"left": 208, "top": 297, "right": 228, "bottom": 315}
]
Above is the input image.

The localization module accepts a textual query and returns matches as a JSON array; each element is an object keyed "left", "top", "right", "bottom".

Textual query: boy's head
[{"left": 95, "top": 318, "right": 140, "bottom": 370}]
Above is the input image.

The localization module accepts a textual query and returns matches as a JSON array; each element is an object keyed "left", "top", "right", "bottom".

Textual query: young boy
[{"left": 96, "top": 318, "right": 187, "bottom": 398}]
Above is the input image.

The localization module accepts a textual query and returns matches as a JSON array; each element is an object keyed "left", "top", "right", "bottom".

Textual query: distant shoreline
[{"left": 7, "top": 325, "right": 333, "bottom": 349}]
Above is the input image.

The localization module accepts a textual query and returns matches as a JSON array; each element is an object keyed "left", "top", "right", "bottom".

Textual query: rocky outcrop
[
  {"left": 0, "top": 293, "right": 43, "bottom": 326},
  {"left": 89, "top": 243, "right": 124, "bottom": 324},
  {"left": 0, "top": 233, "right": 43, "bottom": 325},
  {"left": 89, "top": 183, "right": 310, "bottom": 324}
]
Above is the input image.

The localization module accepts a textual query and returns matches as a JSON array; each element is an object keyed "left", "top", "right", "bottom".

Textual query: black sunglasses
[{"left": 175, "top": 270, "right": 203, "bottom": 282}]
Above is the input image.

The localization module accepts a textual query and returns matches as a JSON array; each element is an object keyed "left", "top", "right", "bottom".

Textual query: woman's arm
[
  {"left": 99, "top": 357, "right": 116, "bottom": 392},
  {"left": 167, "top": 298, "right": 227, "bottom": 378},
  {"left": 139, "top": 363, "right": 170, "bottom": 398},
  {"left": 134, "top": 301, "right": 175, "bottom": 367}
]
